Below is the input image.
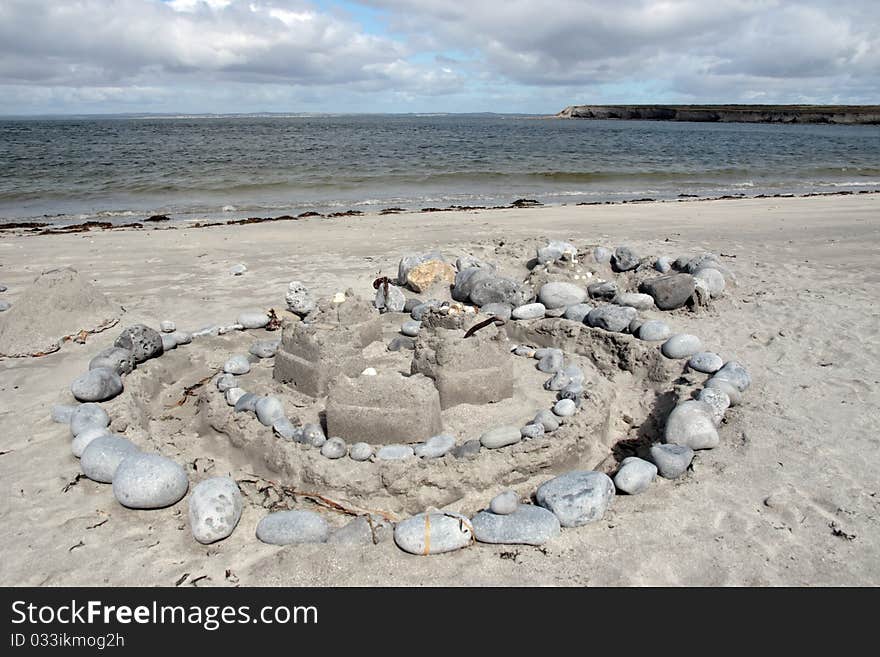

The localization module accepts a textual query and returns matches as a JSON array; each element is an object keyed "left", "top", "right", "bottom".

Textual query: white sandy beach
[{"left": 1, "top": 193, "right": 878, "bottom": 586}]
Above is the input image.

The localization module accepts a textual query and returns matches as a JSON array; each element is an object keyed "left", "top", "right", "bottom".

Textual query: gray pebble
[
  {"left": 255, "top": 396, "right": 285, "bottom": 426},
  {"left": 328, "top": 515, "right": 391, "bottom": 545},
  {"left": 414, "top": 434, "right": 456, "bottom": 459},
  {"left": 394, "top": 512, "right": 473, "bottom": 555},
  {"left": 688, "top": 351, "right": 724, "bottom": 373},
  {"left": 80, "top": 435, "right": 139, "bottom": 483},
  {"left": 71, "top": 426, "right": 111, "bottom": 458},
  {"left": 638, "top": 319, "right": 672, "bottom": 341},
  {"left": 480, "top": 426, "right": 521, "bottom": 449},
  {"left": 51, "top": 404, "right": 77, "bottom": 424},
  {"left": 188, "top": 476, "right": 242, "bottom": 544},
  {"left": 694, "top": 267, "right": 725, "bottom": 297},
  {"left": 113, "top": 453, "right": 189, "bottom": 509},
  {"left": 513, "top": 345, "right": 536, "bottom": 357},
  {"left": 480, "top": 302, "right": 513, "bottom": 320},
  {"left": 375, "top": 283, "right": 406, "bottom": 313},
  {"left": 490, "top": 490, "right": 519, "bottom": 515},
  {"left": 612, "top": 246, "right": 640, "bottom": 271},
  {"left": 587, "top": 280, "right": 618, "bottom": 300},
  {"left": 349, "top": 442, "right": 374, "bottom": 461},
  {"left": 229, "top": 263, "right": 247, "bottom": 275},
  {"left": 536, "top": 470, "right": 615, "bottom": 527},
  {"left": 233, "top": 391, "right": 258, "bottom": 413},
  {"left": 512, "top": 302, "right": 546, "bottom": 320},
  {"left": 224, "top": 354, "right": 251, "bottom": 375},
  {"left": 215, "top": 373, "right": 237, "bottom": 392},
  {"left": 376, "top": 444, "right": 415, "bottom": 460},
  {"left": 469, "top": 276, "right": 522, "bottom": 307},
  {"left": 69, "top": 402, "right": 109, "bottom": 437},
  {"left": 654, "top": 256, "right": 672, "bottom": 273},
  {"left": 534, "top": 409, "right": 560, "bottom": 432},
  {"left": 553, "top": 398, "right": 576, "bottom": 417},
  {"left": 537, "top": 240, "right": 577, "bottom": 264},
  {"left": 545, "top": 307, "right": 566, "bottom": 317},
  {"left": 159, "top": 320, "right": 176, "bottom": 333},
  {"left": 388, "top": 336, "right": 416, "bottom": 351},
  {"left": 411, "top": 300, "right": 442, "bottom": 321},
  {"left": 401, "top": 320, "right": 422, "bottom": 337},
  {"left": 664, "top": 400, "right": 719, "bottom": 449},
  {"left": 537, "top": 349, "right": 564, "bottom": 373},
  {"left": 697, "top": 386, "right": 730, "bottom": 425},
  {"left": 661, "top": 334, "right": 703, "bottom": 359},
  {"left": 563, "top": 303, "right": 593, "bottom": 322},
  {"left": 256, "top": 510, "right": 329, "bottom": 545},
  {"left": 321, "top": 437, "right": 347, "bottom": 459},
  {"left": 650, "top": 443, "right": 694, "bottom": 479},
  {"left": 160, "top": 334, "right": 177, "bottom": 351},
  {"left": 285, "top": 281, "right": 317, "bottom": 317},
  {"left": 713, "top": 360, "right": 751, "bottom": 392},
  {"left": 704, "top": 377, "right": 742, "bottom": 406},
  {"left": 453, "top": 439, "right": 482, "bottom": 459},
  {"left": 587, "top": 305, "right": 637, "bottom": 332},
  {"left": 89, "top": 347, "right": 135, "bottom": 375},
  {"left": 613, "top": 457, "right": 657, "bottom": 494},
  {"left": 0, "top": 300, "right": 10, "bottom": 310},
  {"left": 171, "top": 331, "right": 192, "bottom": 346},
  {"left": 472, "top": 505, "right": 561, "bottom": 546},
  {"left": 639, "top": 273, "right": 695, "bottom": 311},
  {"left": 614, "top": 292, "right": 655, "bottom": 310},
  {"left": 249, "top": 339, "right": 280, "bottom": 359},
  {"left": 237, "top": 312, "right": 269, "bottom": 330},
  {"left": 520, "top": 423, "right": 545, "bottom": 440},
  {"left": 559, "top": 382, "right": 585, "bottom": 403},
  {"left": 114, "top": 324, "right": 163, "bottom": 363},
  {"left": 301, "top": 423, "right": 326, "bottom": 447},
  {"left": 593, "top": 246, "right": 612, "bottom": 264},
  {"left": 226, "top": 387, "right": 246, "bottom": 406},
  {"left": 71, "top": 367, "right": 123, "bottom": 403},
  {"left": 544, "top": 370, "right": 571, "bottom": 391},
  {"left": 272, "top": 416, "right": 301, "bottom": 441},
  {"left": 538, "top": 282, "right": 587, "bottom": 309}
]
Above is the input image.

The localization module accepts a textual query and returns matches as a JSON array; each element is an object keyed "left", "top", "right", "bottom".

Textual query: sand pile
[{"left": 0, "top": 266, "right": 122, "bottom": 357}]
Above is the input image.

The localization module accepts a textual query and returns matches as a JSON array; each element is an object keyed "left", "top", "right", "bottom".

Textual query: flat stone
[
  {"left": 414, "top": 434, "right": 456, "bottom": 459},
  {"left": 563, "top": 303, "right": 593, "bottom": 322},
  {"left": 536, "top": 470, "right": 615, "bottom": 527},
  {"left": 639, "top": 274, "right": 695, "bottom": 310},
  {"left": 388, "top": 336, "right": 416, "bottom": 351},
  {"left": 469, "top": 276, "right": 522, "bottom": 307},
  {"left": 613, "top": 457, "right": 657, "bottom": 494},
  {"left": 593, "top": 246, "right": 612, "bottom": 264},
  {"left": 637, "top": 319, "right": 672, "bottom": 341},
  {"left": 614, "top": 292, "right": 655, "bottom": 310},
  {"left": 375, "top": 283, "right": 406, "bottom": 313},
  {"left": 237, "top": 312, "right": 270, "bottom": 329},
  {"left": 713, "top": 360, "right": 751, "bottom": 392},
  {"left": 224, "top": 354, "right": 251, "bottom": 374},
  {"left": 286, "top": 281, "right": 317, "bottom": 317},
  {"left": 520, "top": 423, "right": 545, "bottom": 440},
  {"left": 588, "top": 281, "right": 618, "bottom": 300},
  {"left": 472, "top": 505, "right": 561, "bottom": 546},
  {"left": 114, "top": 324, "right": 163, "bottom": 363},
  {"left": 160, "top": 320, "right": 176, "bottom": 333},
  {"left": 538, "top": 282, "right": 587, "bottom": 309},
  {"left": 453, "top": 439, "right": 482, "bottom": 459},
  {"left": 225, "top": 387, "right": 246, "bottom": 406},
  {"left": 171, "top": 331, "right": 192, "bottom": 346},
  {"left": 480, "top": 302, "right": 513, "bottom": 320},
  {"left": 51, "top": 404, "right": 77, "bottom": 424},
  {"left": 71, "top": 367, "right": 123, "bottom": 403},
  {"left": 249, "top": 339, "right": 280, "bottom": 358},
  {"left": 255, "top": 396, "right": 285, "bottom": 426},
  {"left": 480, "top": 426, "right": 521, "bottom": 449},
  {"left": 537, "top": 348, "right": 564, "bottom": 373},
  {"left": 161, "top": 334, "right": 177, "bottom": 351},
  {"left": 394, "top": 512, "right": 473, "bottom": 555},
  {"left": 229, "top": 263, "right": 247, "bottom": 275},
  {"left": 489, "top": 490, "right": 519, "bottom": 515},
  {"left": 512, "top": 302, "right": 546, "bottom": 320},
  {"left": 553, "top": 398, "right": 577, "bottom": 416},
  {"left": 349, "top": 442, "right": 374, "bottom": 461},
  {"left": 113, "top": 453, "right": 188, "bottom": 509},
  {"left": 69, "top": 402, "right": 110, "bottom": 437},
  {"left": 321, "top": 437, "right": 347, "bottom": 459},
  {"left": 89, "top": 347, "right": 135, "bottom": 375},
  {"left": 401, "top": 320, "right": 421, "bottom": 337},
  {"left": 272, "top": 416, "right": 301, "bottom": 441},
  {"left": 376, "top": 444, "right": 415, "bottom": 460},
  {"left": 411, "top": 300, "right": 442, "bottom": 320},
  {"left": 704, "top": 377, "right": 742, "bottom": 406},
  {"left": 545, "top": 306, "right": 566, "bottom": 317},
  {"left": 188, "top": 477, "right": 242, "bottom": 544},
  {"left": 534, "top": 409, "right": 560, "bottom": 432},
  {"left": 587, "top": 305, "right": 637, "bottom": 332},
  {"left": 80, "top": 434, "right": 139, "bottom": 483},
  {"left": 698, "top": 386, "right": 730, "bottom": 425},
  {"left": 688, "top": 351, "right": 723, "bottom": 373},
  {"left": 664, "top": 400, "right": 719, "bottom": 449},
  {"left": 661, "top": 334, "right": 703, "bottom": 359},
  {"left": 71, "top": 426, "right": 111, "bottom": 458},
  {"left": 650, "top": 444, "right": 694, "bottom": 479},
  {"left": 256, "top": 510, "right": 330, "bottom": 545}
]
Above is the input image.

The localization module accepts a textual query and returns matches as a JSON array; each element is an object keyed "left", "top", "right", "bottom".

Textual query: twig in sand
[
  {"left": 62, "top": 474, "right": 86, "bottom": 493},
  {"left": 68, "top": 540, "right": 85, "bottom": 552},
  {"left": 170, "top": 370, "right": 220, "bottom": 408},
  {"left": 0, "top": 317, "right": 120, "bottom": 360}
]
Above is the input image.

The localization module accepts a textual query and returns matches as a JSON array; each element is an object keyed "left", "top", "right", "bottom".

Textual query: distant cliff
[{"left": 556, "top": 105, "right": 880, "bottom": 125}]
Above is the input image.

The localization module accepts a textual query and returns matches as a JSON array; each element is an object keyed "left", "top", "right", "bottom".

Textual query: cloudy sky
[{"left": 1, "top": 0, "right": 877, "bottom": 115}]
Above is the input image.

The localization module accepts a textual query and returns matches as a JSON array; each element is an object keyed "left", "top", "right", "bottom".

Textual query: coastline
[{"left": 1, "top": 192, "right": 879, "bottom": 585}]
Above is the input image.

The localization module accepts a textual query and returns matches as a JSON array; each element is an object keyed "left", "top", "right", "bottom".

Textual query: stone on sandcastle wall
[
  {"left": 411, "top": 322, "right": 513, "bottom": 409},
  {"left": 273, "top": 321, "right": 366, "bottom": 397},
  {"left": 325, "top": 372, "right": 442, "bottom": 444},
  {"left": 310, "top": 292, "right": 382, "bottom": 348}
]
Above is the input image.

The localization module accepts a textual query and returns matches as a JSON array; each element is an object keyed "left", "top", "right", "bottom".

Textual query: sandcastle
[{"left": 45, "top": 240, "right": 749, "bottom": 554}]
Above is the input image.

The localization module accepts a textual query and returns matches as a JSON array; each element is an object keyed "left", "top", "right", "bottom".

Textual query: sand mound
[{"left": 0, "top": 267, "right": 122, "bottom": 357}]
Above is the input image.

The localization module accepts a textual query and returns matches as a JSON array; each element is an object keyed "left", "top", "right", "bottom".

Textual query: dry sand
[{"left": 1, "top": 194, "right": 878, "bottom": 586}]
